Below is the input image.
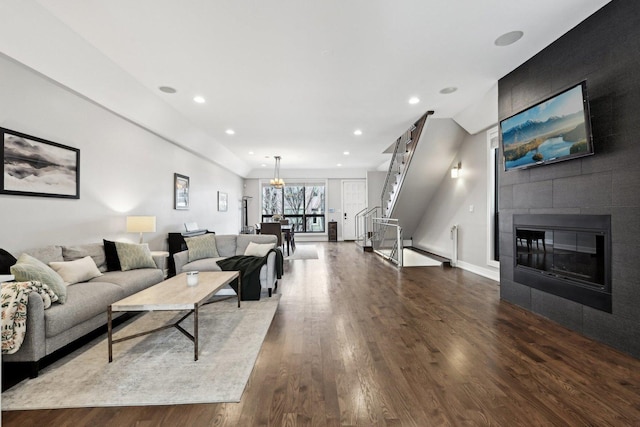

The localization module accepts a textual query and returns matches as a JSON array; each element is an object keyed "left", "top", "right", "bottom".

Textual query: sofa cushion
[
  {"left": 24, "top": 245, "right": 63, "bottom": 264},
  {"left": 93, "top": 269, "right": 164, "bottom": 296},
  {"left": 236, "top": 234, "right": 278, "bottom": 255},
  {"left": 62, "top": 244, "right": 107, "bottom": 273},
  {"left": 44, "top": 281, "right": 125, "bottom": 337},
  {"left": 244, "top": 241, "right": 276, "bottom": 257},
  {"left": 103, "top": 240, "right": 122, "bottom": 271},
  {"left": 0, "top": 248, "right": 17, "bottom": 274},
  {"left": 215, "top": 235, "right": 238, "bottom": 257},
  {"left": 10, "top": 254, "right": 67, "bottom": 304},
  {"left": 49, "top": 256, "right": 103, "bottom": 285},
  {"left": 185, "top": 234, "right": 219, "bottom": 262},
  {"left": 114, "top": 242, "right": 156, "bottom": 271},
  {"left": 182, "top": 257, "right": 225, "bottom": 272}
]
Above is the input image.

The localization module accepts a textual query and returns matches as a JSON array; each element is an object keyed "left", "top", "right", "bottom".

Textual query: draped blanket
[
  {"left": 216, "top": 249, "right": 283, "bottom": 300},
  {"left": 1, "top": 281, "right": 58, "bottom": 354}
]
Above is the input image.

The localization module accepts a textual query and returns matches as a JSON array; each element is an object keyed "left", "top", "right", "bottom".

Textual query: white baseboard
[{"left": 455, "top": 260, "right": 500, "bottom": 282}]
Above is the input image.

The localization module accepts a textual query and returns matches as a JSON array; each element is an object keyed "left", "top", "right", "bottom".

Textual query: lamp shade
[{"left": 126, "top": 216, "right": 156, "bottom": 233}]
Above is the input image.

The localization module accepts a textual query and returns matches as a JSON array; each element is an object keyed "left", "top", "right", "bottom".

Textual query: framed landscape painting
[
  {"left": 174, "top": 173, "right": 189, "bottom": 210},
  {"left": 1, "top": 128, "right": 80, "bottom": 199}
]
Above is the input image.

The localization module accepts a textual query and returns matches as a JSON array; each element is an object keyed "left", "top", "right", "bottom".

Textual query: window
[{"left": 262, "top": 182, "right": 326, "bottom": 233}]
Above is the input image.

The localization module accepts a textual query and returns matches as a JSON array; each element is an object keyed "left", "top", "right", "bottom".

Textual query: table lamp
[{"left": 126, "top": 216, "right": 156, "bottom": 244}]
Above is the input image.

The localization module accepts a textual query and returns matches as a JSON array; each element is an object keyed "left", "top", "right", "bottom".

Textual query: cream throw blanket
[{"left": 1, "top": 281, "right": 58, "bottom": 354}]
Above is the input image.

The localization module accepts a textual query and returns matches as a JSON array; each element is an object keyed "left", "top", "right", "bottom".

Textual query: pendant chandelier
[{"left": 270, "top": 155, "right": 285, "bottom": 189}]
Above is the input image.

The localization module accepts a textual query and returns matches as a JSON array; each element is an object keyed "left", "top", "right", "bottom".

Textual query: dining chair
[{"left": 260, "top": 222, "right": 285, "bottom": 252}]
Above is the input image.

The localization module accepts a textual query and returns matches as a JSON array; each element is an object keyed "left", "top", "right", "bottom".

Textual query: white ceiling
[{"left": 0, "top": 0, "right": 611, "bottom": 176}]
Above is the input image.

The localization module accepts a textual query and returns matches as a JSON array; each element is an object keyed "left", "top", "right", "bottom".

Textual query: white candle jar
[{"left": 186, "top": 271, "right": 199, "bottom": 286}]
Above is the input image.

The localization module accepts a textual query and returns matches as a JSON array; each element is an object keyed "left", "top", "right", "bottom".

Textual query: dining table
[{"left": 256, "top": 223, "right": 295, "bottom": 256}]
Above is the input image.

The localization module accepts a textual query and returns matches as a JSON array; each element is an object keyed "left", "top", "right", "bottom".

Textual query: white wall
[
  {"left": 366, "top": 170, "right": 386, "bottom": 208},
  {"left": 411, "top": 131, "right": 499, "bottom": 280},
  {"left": 0, "top": 56, "right": 243, "bottom": 255}
]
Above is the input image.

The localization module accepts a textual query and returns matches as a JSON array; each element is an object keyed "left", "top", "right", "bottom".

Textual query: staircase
[
  {"left": 356, "top": 111, "right": 467, "bottom": 266},
  {"left": 381, "top": 111, "right": 432, "bottom": 216}
]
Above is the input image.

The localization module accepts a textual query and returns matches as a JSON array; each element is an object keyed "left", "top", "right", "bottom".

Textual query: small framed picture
[
  {"left": 218, "top": 191, "right": 228, "bottom": 212},
  {"left": 174, "top": 173, "right": 189, "bottom": 210},
  {"left": 2, "top": 128, "right": 80, "bottom": 199}
]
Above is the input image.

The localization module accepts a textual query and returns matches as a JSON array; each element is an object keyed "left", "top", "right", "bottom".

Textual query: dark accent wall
[{"left": 498, "top": 0, "right": 640, "bottom": 358}]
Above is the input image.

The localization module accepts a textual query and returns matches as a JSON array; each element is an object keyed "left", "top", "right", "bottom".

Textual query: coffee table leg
[
  {"left": 194, "top": 304, "right": 198, "bottom": 361},
  {"left": 108, "top": 306, "right": 113, "bottom": 363},
  {"left": 238, "top": 273, "right": 242, "bottom": 308}
]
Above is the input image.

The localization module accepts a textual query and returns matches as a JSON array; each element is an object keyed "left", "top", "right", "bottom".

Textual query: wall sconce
[
  {"left": 451, "top": 162, "right": 461, "bottom": 179},
  {"left": 126, "top": 216, "right": 156, "bottom": 244}
]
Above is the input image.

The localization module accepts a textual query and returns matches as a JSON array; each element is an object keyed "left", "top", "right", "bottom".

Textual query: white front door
[{"left": 342, "top": 180, "right": 367, "bottom": 240}]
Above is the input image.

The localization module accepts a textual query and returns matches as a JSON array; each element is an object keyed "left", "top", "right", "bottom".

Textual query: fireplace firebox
[{"left": 513, "top": 214, "right": 611, "bottom": 312}]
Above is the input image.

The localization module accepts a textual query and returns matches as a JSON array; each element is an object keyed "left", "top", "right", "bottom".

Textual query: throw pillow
[
  {"left": 49, "top": 256, "right": 103, "bottom": 285},
  {"left": 0, "top": 248, "right": 17, "bottom": 274},
  {"left": 103, "top": 239, "right": 121, "bottom": 271},
  {"left": 244, "top": 241, "right": 275, "bottom": 257},
  {"left": 62, "top": 244, "right": 108, "bottom": 273},
  {"left": 10, "top": 253, "right": 67, "bottom": 303},
  {"left": 185, "top": 234, "right": 219, "bottom": 262},
  {"left": 114, "top": 242, "right": 156, "bottom": 271}
]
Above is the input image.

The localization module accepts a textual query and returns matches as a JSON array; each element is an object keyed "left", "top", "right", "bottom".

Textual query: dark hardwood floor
[{"left": 3, "top": 242, "right": 640, "bottom": 426}]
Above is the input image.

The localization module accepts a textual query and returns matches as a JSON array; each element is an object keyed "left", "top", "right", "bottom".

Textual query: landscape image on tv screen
[{"left": 501, "top": 82, "right": 592, "bottom": 171}]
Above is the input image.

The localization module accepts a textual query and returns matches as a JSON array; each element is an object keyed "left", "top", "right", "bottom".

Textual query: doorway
[{"left": 341, "top": 180, "right": 366, "bottom": 240}]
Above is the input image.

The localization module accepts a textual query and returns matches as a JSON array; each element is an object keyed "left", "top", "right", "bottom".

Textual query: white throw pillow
[
  {"left": 244, "top": 241, "right": 275, "bottom": 257},
  {"left": 49, "top": 255, "right": 103, "bottom": 285}
]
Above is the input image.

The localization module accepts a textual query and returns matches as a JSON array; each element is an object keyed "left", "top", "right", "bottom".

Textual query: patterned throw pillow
[
  {"left": 10, "top": 254, "right": 67, "bottom": 303},
  {"left": 114, "top": 242, "right": 157, "bottom": 271},
  {"left": 185, "top": 234, "right": 219, "bottom": 262}
]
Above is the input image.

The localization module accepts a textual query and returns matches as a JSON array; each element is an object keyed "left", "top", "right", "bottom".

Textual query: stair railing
[
  {"left": 380, "top": 111, "right": 433, "bottom": 217},
  {"left": 371, "top": 217, "right": 403, "bottom": 267},
  {"left": 356, "top": 206, "right": 381, "bottom": 249}
]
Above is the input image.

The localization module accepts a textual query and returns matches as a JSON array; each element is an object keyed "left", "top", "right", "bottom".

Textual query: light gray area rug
[
  {"left": 2, "top": 294, "right": 280, "bottom": 409},
  {"left": 285, "top": 244, "right": 318, "bottom": 260}
]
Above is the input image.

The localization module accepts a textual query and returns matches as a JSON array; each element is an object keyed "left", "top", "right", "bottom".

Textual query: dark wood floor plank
[{"left": 3, "top": 242, "right": 640, "bottom": 426}]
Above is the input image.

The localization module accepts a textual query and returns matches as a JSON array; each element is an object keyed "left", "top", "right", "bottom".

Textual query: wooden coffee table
[{"left": 107, "top": 271, "right": 240, "bottom": 362}]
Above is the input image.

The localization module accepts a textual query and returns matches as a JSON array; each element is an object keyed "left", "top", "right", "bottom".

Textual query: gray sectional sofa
[
  {"left": 2, "top": 243, "right": 164, "bottom": 377},
  {"left": 174, "top": 234, "right": 280, "bottom": 296}
]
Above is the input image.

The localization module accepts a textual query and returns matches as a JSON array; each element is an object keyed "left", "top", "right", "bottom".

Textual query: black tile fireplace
[{"left": 513, "top": 215, "right": 611, "bottom": 313}]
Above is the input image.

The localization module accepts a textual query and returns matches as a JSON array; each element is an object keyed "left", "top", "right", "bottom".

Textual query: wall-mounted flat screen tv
[{"left": 500, "top": 81, "right": 594, "bottom": 171}]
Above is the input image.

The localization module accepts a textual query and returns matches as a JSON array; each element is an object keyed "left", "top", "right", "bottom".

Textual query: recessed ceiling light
[
  {"left": 158, "top": 86, "right": 176, "bottom": 94},
  {"left": 440, "top": 87, "right": 458, "bottom": 94},
  {"left": 248, "top": 151, "right": 254, "bottom": 155},
  {"left": 193, "top": 95, "right": 206, "bottom": 104},
  {"left": 354, "top": 129, "right": 362, "bottom": 136},
  {"left": 337, "top": 163, "right": 342, "bottom": 167},
  {"left": 408, "top": 97, "right": 420, "bottom": 105},
  {"left": 343, "top": 151, "right": 350, "bottom": 155},
  {"left": 225, "top": 129, "right": 235, "bottom": 135},
  {"left": 261, "top": 163, "right": 267, "bottom": 167},
  {"left": 494, "top": 31, "right": 524, "bottom": 47}
]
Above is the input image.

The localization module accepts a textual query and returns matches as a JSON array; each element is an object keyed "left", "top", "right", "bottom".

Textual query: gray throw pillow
[
  {"left": 114, "top": 242, "right": 157, "bottom": 271},
  {"left": 10, "top": 253, "right": 67, "bottom": 303},
  {"left": 185, "top": 234, "right": 219, "bottom": 262},
  {"left": 62, "top": 244, "right": 108, "bottom": 273}
]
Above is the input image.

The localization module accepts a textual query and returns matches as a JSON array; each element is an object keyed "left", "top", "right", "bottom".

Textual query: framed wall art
[
  {"left": 218, "top": 191, "right": 228, "bottom": 212},
  {"left": 1, "top": 128, "right": 80, "bottom": 199},
  {"left": 174, "top": 173, "right": 189, "bottom": 210}
]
